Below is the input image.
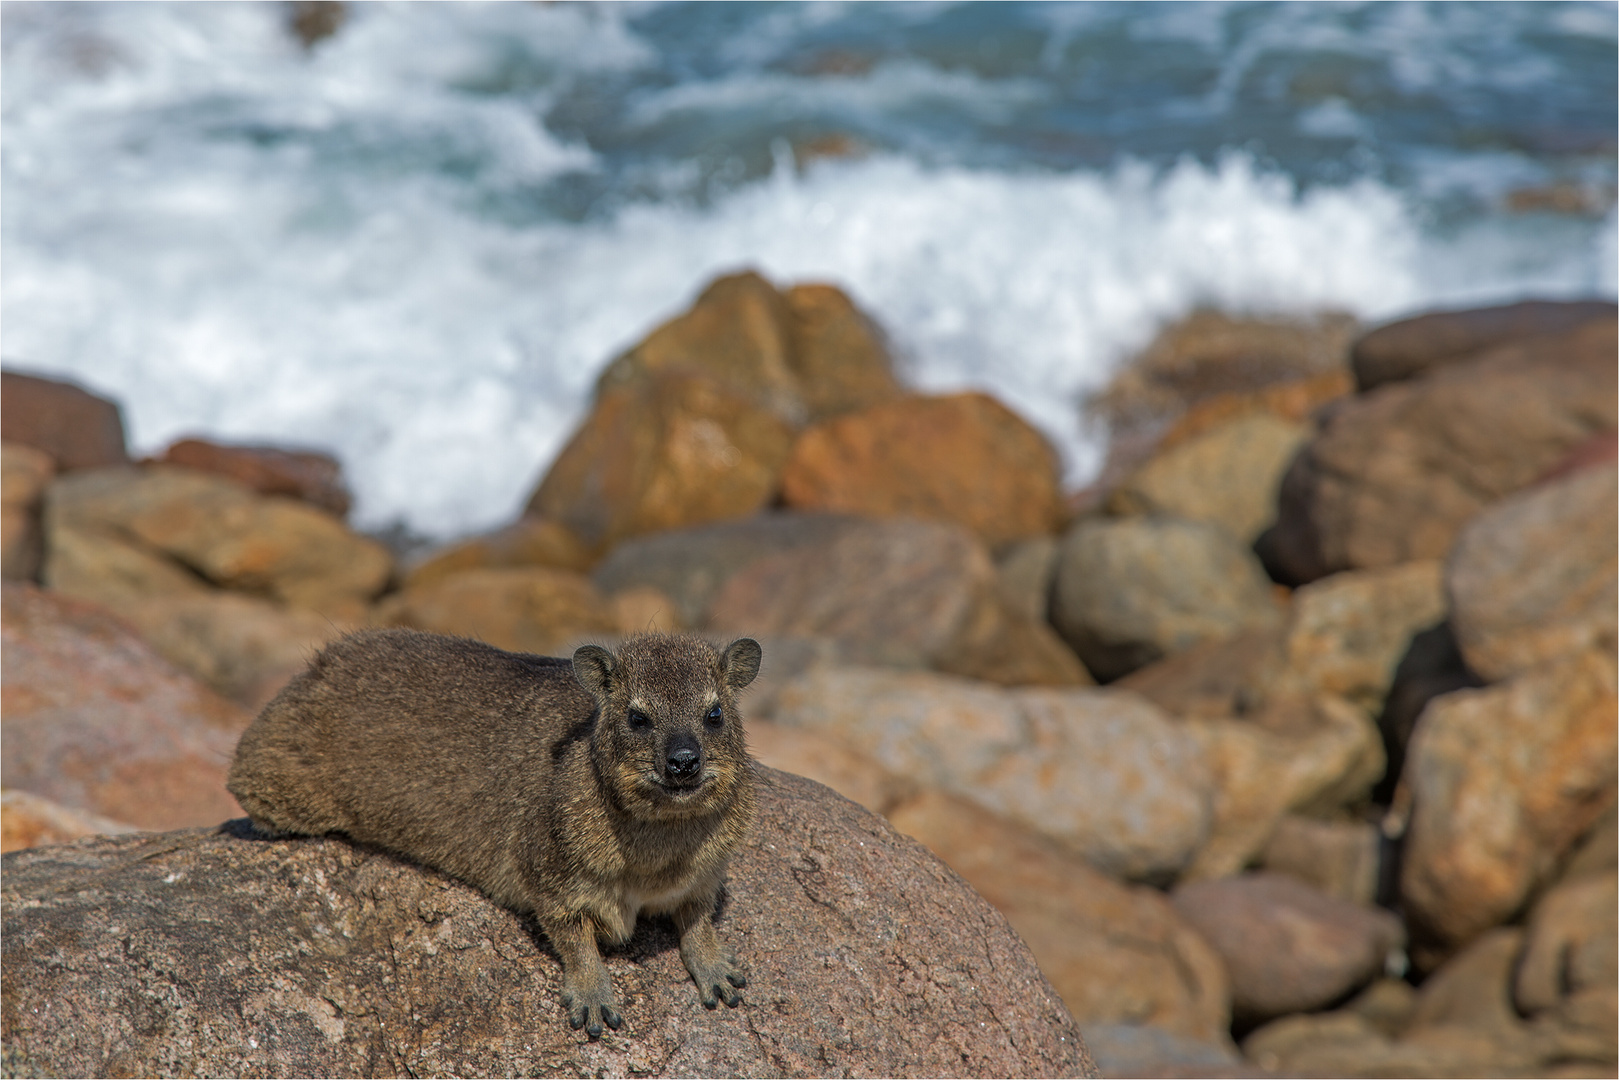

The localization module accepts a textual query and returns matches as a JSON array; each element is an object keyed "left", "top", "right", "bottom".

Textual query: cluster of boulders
[{"left": 2, "top": 273, "right": 1614, "bottom": 1078}]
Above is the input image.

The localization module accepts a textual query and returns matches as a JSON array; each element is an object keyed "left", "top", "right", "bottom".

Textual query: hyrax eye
[
  {"left": 704, "top": 704, "right": 724, "bottom": 729},
  {"left": 628, "top": 709, "right": 652, "bottom": 730}
]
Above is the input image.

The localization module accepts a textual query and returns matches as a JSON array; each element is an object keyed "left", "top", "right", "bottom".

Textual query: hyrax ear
[
  {"left": 572, "top": 644, "right": 618, "bottom": 696},
  {"left": 720, "top": 638, "right": 762, "bottom": 691}
]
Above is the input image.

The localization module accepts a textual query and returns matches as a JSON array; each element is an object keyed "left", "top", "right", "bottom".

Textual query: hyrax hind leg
[
  {"left": 673, "top": 894, "right": 746, "bottom": 1009},
  {"left": 543, "top": 915, "right": 623, "bottom": 1038}
]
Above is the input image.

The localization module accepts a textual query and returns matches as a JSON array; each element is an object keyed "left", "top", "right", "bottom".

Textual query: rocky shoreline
[{"left": 3, "top": 273, "right": 1614, "bottom": 1078}]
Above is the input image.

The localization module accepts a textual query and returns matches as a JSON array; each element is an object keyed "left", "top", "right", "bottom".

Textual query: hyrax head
[{"left": 572, "top": 634, "right": 761, "bottom": 819}]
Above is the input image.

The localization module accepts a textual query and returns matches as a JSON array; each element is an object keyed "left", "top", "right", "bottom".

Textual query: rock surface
[
  {"left": 779, "top": 392, "right": 1064, "bottom": 547},
  {"left": 0, "top": 788, "right": 139, "bottom": 854},
  {"left": 770, "top": 666, "right": 1214, "bottom": 882},
  {"left": 1171, "top": 873, "right": 1404, "bottom": 1024},
  {"left": 155, "top": 437, "right": 353, "bottom": 519},
  {"left": 1515, "top": 871, "right": 1618, "bottom": 1062},
  {"left": 780, "top": 282, "right": 903, "bottom": 421},
  {"left": 1267, "top": 316, "right": 1617, "bottom": 582},
  {"left": 1447, "top": 461, "right": 1618, "bottom": 683},
  {"left": 377, "top": 566, "right": 620, "bottom": 655},
  {"left": 0, "top": 369, "right": 128, "bottom": 470},
  {"left": 1, "top": 441, "right": 54, "bottom": 581},
  {"left": 1050, "top": 515, "right": 1281, "bottom": 681},
  {"left": 0, "top": 767, "right": 1097, "bottom": 1079},
  {"left": 1400, "top": 647, "right": 1618, "bottom": 966},
  {"left": 1259, "top": 814, "right": 1382, "bottom": 907},
  {"left": 405, "top": 515, "right": 596, "bottom": 588},
  {"left": 0, "top": 582, "right": 248, "bottom": 829}
]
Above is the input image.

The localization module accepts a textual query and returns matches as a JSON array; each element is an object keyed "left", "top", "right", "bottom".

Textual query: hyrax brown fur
[{"left": 226, "top": 627, "right": 761, "bottom": 1038}]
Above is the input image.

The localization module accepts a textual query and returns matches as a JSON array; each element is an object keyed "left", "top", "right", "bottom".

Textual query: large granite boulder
[
  {"left": 0, "top": 582, "right": 248, "bottom": 829},
  {"left": 0, "top": 767, "right": 1096, "bottom": 1079},
  {"left": 1266, "top": 315, "right": 1616, "bottom": 583}
]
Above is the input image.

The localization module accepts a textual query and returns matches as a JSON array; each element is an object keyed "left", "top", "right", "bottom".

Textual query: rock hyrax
[{"left": 226, "top": 628, "right": 761, "bottom": 1037}]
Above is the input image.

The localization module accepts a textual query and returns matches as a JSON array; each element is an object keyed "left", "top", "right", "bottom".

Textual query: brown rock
[
  {"left": 1158, "top": 368, "right": 1355, "bottom": 449},
  {"left": 0, "top": 582, "right": 248, "bottom": 829},
  {"left": 0, "top": 768, "right": 1098, "bottom": 1079},
  {"left": 155, "top": 437, "right": 352, "bottom": 518},
  {"left": 745, "top": 719, "right": 916, "bottom": 815},
  {"left": 596, "top": 270, "right": 805, "bottom": 424},
  {"left": 1239, "top": 1007, "right": 1542, "bottom": 1079},
  {"left": 1516, "top": 872, "right": 1618, "bottom": 1020},
  {"left": 708, "top": 517, "right": 1090, "bottom": 686},
  {"left": 607, "top": 584, "right": 685, "bottom": 634},
  {"left": 2, "top": 441, "right": 55, "bottom": 580},
  {"left": 889, "top": 790, "right": 1233, "bottom": 1046},
  {"left": 1260, "top": 814, "right": 1382, "bottom": 906},
  {"left": 1447, "top": 462, "right": 1618, "bottom": 683},
  {"left": 770, "top": 666, "right": 1215, "bottom": 882},
  {"left": 993, "top": 534, "right": 1059, "bottom": 622},
  {"left": 1352, "top": 299, "right": 1617, "bottom": 391},
  {"left": 0, "top": 369, "right": 127, "bottom": 470},
  {"left": 1081, "top": 1024, "right": 1249, "bottom": 1079},
  {"left": 1170, "top": 872, "right": 1405, "bottom": 1023},
  {"left": 526, "top": 370, "right": 797, "bottom": 551},
  {"left": 782, "top": 282, "right": 903, "bottom": 420},
  {"left": 1400, "top": 648, "right": 1619, "bottom": 966},
  {"left": 404, "top": 515, "right": 596, "bottom": 589},
  {"left": 1406, "top": 926, "right": 1528, "bottom": 1034},
  {"left": 590, "top": 512, "right": 863, "bottom": 628},
  {"left": 44, "top": 465, "right": 392, "bottom": 618},
  {"left": 779, "top": 392, "right": 1064, "bottom": 547},
  {"left": 1267, "top": 316, "right": 1617, "bottom": 582},
  {"left": 1108, "top": 412, "right": 1310, "bottom": 544},
  {"left": 1114, "top": 627, "right": 1285, "bottom": 720},
  {"left": 1050, "top": 515, "right": 1282, "bottom": 682},
  {"left": 1, "top": 789, "right": 140, "bottom": 854},
  {"left": 377, "top": 567, "right": 619, "bottom": 655}
]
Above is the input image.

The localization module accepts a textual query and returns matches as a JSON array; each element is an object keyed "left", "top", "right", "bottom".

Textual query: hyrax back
[{"left": 226, "top": 628, "right": 762, "bottom": 1038}]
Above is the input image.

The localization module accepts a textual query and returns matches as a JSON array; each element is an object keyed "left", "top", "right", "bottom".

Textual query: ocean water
[{"left": 3, "top": 1, "right": 1615, "bottom": 539}]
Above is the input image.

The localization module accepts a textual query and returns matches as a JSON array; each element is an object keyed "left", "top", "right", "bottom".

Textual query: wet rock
[
  {"left": 1351, "top": 299, "right": 1617, "bottom": 391},
  {"left": 1050, "top": 515, "right": 1281, "bottom": 682},
  {"left": 770, "top": 666, "right": 1214, "bottom": 882},
  {"left": 155, "top": 437, "right": 353, "bottom": 519},
  {"left": 779, "top": 392, "right": 1064, "bottom": 547},
  {"left": 1447, "top": 462, "right": 1618, "bottom": 684},
  {"left": 1267, "top": 316, "right": 1616, "bottom": 582},
  {"left": 377, "top": 567, "right": 619, "bottom": 655},
  {"left": 1260, "top": 814, "right": 1382, "bottom": 906},
  {"left": 888, "top": 790, "right": 1232, "bottom": 1046},
  {"left": 525, "top": 370, "right": 796, "bottom": 552},
  {"left": 781, "top": 282, "right": 903, "bottom": 421},
  {"left": 0, "top": 767, "right": 1097, "bottom": 1079},
  {"left": 0, "top": 582, "right": 248, "bottom": 829},
  {"left": 1, "top": 441, "right": 54, "bottom": 580},
  {"left": 45, "top": 465, "right": 392, "bottom": 619},
  {"left": 0, "top": 369, "right": 127, "bottom": 471},
  {"left": 1400, "top": 648, "right": 1618, "bottom": 967},
  {"left": 1108, "top": 412, "right": 1310, "bottom": 544},
  {"left": 1170, "top": 872, "right": 1404, "bottom": 1024},
  {"left": 1, "top": 788, "right": 139, "bottom": 854},
  {"left": 591, "top": 512, "right": 862, "bottom": 628},
  {"left": 404, "top": 515, "right": 596, "bottom": 589},
  {"left": 707, "top": 517, "right": 1089, "bottom": 686}
]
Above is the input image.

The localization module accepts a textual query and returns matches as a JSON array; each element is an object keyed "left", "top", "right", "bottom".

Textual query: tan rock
[
  {"left": 1109, "top": 412, "right": 1310, "bottom": 544},
  {"left": 1159, "top": 367, "right": 1354, "bottom": 448},
  {"left": 745, "top": 719, "right": 916, "bottom": 815},
  {"left": 1400, "top": 648, "right": 1619, "bottom": 966},
  {"left": 1050, "top": 515, "right": 1282, "bottom": 682},
  {"left": 525, "top": 370, "right": 796, "bottom": 551},
  {"left": 1, "top": 788, "right": 140, "bottom": 853},
  {"left": 770, "top": 666, "right": 1215, "bottom": 882},
  {"left": 782, "top": 282, "right": 902, "bottom": 420},
  {"left": 155, "top": 437, "right": 352, "bottom": 519},
  {"left": 889, "top": 790, "right": 1233, "bottom": 1046},
  {"left": 1278, "top": 560, "right": 1448, "bottom": 714},
  {"left": 0, "top": 582, "right": 248, "bottom": 829},
  {"left": 405, "top": 515, "right": 596, "bottom": 589},
  {"left": 779, "top": 391, "right": 1064, "bottom": 547},
  {"left": 377, "top": 566, "right": 618, "bottom": 655},
  {"left": 2, "top": 441, "right": 55, "bottom": 580},
  {"left": 0, "top": 370, "right": 127, "bottom": 470},
  {"left": 608, "top": 584, "right": 685, "bottom": 634},
  {"left": 1240, "top": 1008, "right": 1542, "bottom": 1079},
  {"left": 1260, "top": 814, "right": 1383, "bottom": 906},
  {"left": 1171, "top": 872, "right": 1404, "bottom": 1024},
  {"left": 1516, "top": 872, "right": 1618, "bottom": 1019},
  {"left": 1180, "top": 697, "right": 1386, "bottom": 882},
  {"left": 1447, "top": 462, "right": 1618, "bottom": 683},
  {"left": 1406, "top": 926, "right": 1528, "bottom": 1034},
  {"left": 595, "top": 269, "right": 805, "bottom": 424},
  {"left": 993, "top": 534, "right": 1058, "bottom": 623},
  {"left": 1268, "top": 316, "right": 1617, "bottom": 582},
  {"left": 1114, "top": 627, "right": 1285, "bottom": 720},
  {"left": 44, "top": 465, "right": 392, "bottom": 617}
]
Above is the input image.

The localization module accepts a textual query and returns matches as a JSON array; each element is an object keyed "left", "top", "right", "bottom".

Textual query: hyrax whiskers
[{"left": 225, "top": 628, "right": 761, "bottom": 1038}]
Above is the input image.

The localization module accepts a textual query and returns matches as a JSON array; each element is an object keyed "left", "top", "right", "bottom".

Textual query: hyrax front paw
[
  {"left": 682, "top": 945, "right": 747, "bottom": 1009},
  {"left": 560, "top": 982, "right": 623, "bottom": 1039}
]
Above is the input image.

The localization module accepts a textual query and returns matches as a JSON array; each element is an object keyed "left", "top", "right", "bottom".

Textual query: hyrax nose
[{"left": 666, "top": 733, "right": 703, "bottom": 782}]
